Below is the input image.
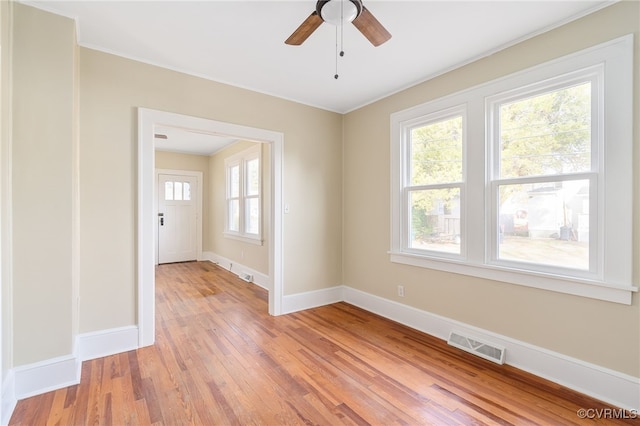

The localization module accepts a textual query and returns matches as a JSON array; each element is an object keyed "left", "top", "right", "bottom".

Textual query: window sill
[
  {"left": 223, "top": 232, "right": 263, "bottom": 246},
  {"left": 389, "top": 251, "right": 637, "bottom": 305}
]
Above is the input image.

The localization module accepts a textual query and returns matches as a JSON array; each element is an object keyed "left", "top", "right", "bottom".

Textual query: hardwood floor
[{"left": 10, "top": 261, "right": 636, "bottom": 425}]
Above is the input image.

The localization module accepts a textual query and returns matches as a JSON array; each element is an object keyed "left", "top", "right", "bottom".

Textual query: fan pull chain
[
  {"left": 334, "top": 26, "right": 339, "bottom": 79},
  {"left": 334, "top": 0, "right": 346, "bottom": 80},
  {"left": 340, "top": 0, "right": 345, "bottom": 57}
]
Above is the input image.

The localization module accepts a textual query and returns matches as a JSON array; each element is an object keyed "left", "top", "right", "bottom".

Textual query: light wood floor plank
[{"left": 9, "top": 261, "right": 636, "bottom": 425}]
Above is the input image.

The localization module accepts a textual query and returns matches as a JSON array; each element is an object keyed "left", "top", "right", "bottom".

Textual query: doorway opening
[{"left": 138, "top": 108, "right": 284, "bottom": 347}]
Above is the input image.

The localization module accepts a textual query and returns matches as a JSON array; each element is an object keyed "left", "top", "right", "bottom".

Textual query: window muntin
[{"left": 224, "top": 146, "right": 262, "bottom": 243}]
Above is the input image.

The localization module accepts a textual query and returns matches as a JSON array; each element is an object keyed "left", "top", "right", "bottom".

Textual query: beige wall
[
  {"left": 1, "top": 0, "right": 13, "bottom": 377},
  {"left": 343, "top": 1, "right": 639, "bottom": 377},
  {"left": 208, "top": 141, "right": 269, "bottom": 275},
  {"left": 11, "top": 3, "right": 77, "bottom": 365},
  {"left": 155, "top": 150, "right": 210, "bottom": 252},
  {"left": 79, "top": 47, "right": 343, "bottom": 333}
]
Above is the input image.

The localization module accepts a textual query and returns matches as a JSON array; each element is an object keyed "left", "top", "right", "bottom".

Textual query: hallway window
[{"left": 225, "top": 145, "right": 262, "bottom": 244}]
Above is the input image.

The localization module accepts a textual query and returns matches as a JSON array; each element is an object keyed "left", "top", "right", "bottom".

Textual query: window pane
[
  {"left": 498, "top": 179, "right": 589, "bottom": 269},
  {"left": 164, "top": 181, "right": 173, "bottom": 201},
  {"left": 174, "top": 181, "right": 183, "bottom": 201},
  {"left": 246, "top": 197, "right": 260, "bottom": 235},
  {"left": 499, "top": 82, "right": 591, "bottom": 178},
  {"left": 183, "top": 182, "right": 191, "bottom": 201},
  {"left": 410, "top": 116, "right": 463, "bottom": 185},
  {"left": 409, "top": 188, "right": 461, "bottom": 254},
  {"left": 229, "top": 200, "right": 239, "bottom": 232},
  {"left": 246, "top": 158, "right": 260, "bottom": 196},
  {"left": 230, "top": 165, "right": 240, "bottom": 198}
]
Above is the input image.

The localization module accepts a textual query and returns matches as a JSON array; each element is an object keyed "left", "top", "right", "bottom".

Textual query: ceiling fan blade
[
  {"left": 285, "top": 11, "right": 323, "bottom": 45},
  {"left": 352, "top": 6, "right": 391, "bottom": 47}
]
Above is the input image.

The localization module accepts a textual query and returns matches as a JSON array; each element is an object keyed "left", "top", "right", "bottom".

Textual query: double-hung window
[
  {"left": 391, "top": 35, "right": 635, "bottom": 304},
  {"left": 488, "top": 76, "right": 596, "bottom": 276},
  {"left": 404, "top": 107, "right": 465, "bottom": 257},
  {"left": 225, "top": 145, "right": 262, "bottom": 244}
]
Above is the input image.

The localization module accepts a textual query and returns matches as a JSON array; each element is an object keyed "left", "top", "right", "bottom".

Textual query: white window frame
[
  {"left": 390, "top": 35, "right": 636, "bottom": 304},
  {"left": 400, "top": 105, "right": 467, "bottom": 261},
  {"left": 224, "top": 145, "right": 263, "bottom": 245}
]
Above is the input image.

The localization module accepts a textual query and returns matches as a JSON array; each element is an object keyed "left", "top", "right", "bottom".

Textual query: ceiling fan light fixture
[
  {"left": 285, "top": 0, "right": 390, "bottom": 47},
  {"left": 317, "top": 0, "right": 361, "bottom": 26}
]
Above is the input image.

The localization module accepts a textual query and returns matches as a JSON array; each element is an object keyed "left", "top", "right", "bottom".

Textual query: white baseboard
[
  {"left": 202, "top": 251, "right": 269, "bottom": 290},
  {"left": 3, "top": 283, "right": 637, "bottom": 421},
  {"left": 78, "top": 325, "right": 139, "bottom": 362},
  {"left": 282, "top": 285, "right": 345, "bottom": 314},
  {"left": 6, "top": 324, "right": 139, "bottom": 412},
  {"left": 343, "top": 286, "right": 640, "bottom": 412},
  {"left": 1, "top": 370, "right": 16, "bottom": 426},
  {"left": 13, "top": 353, "right": 80, "bottom": 400}
]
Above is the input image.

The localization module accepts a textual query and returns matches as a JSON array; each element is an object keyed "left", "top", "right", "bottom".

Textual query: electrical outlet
[{"left": 397, "top": 285, "right": 405, "bottom": 297}]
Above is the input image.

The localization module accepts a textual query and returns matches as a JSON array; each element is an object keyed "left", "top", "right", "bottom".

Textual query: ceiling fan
[{"left": 285, "top": 0, "right": 391, "bottom": 47}]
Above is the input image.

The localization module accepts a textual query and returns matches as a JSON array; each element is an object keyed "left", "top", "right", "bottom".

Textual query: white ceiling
[
  {"left": 25, "top": 0, "right": 613, "bottom": 155},
  {"left": 25, "top": 0, "right": 612, "bottom": 115},
  {"left": 154, "top": 125, "right": 238, "bottom": 155}
]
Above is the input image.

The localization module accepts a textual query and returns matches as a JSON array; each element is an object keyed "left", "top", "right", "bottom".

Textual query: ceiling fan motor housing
[{"left": 316, "top": 0, "right": 363, "bottom": 25}]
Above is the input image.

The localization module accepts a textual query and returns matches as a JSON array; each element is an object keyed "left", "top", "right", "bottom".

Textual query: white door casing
[
  {"left": 138, "top": 108, "right": 284, "bottom": 348},
  {"left": 157, "top": 171, "right": 201, "bottom": 264}
]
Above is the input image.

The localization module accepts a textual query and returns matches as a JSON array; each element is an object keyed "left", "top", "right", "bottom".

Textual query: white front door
[{"left": 158, "top": 173, "right": 198, "bottom": 264}]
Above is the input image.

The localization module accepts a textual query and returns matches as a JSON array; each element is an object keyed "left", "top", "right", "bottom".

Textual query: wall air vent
[
  {"left": 238, "top": 272, "right": 253, "bottom": 283},
  {"left": 447, "top": 331, "right": 505, "bottom": 364}
]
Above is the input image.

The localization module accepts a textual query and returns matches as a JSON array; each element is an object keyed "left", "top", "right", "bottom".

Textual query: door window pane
[
  {"left": 183, "top": 182, "right": 191, "bottom": 201},
  {"left": 164, "top": 181, "right": 173, "bottom": 201},
  {"left": 499, "top": 82, "right": 591, "bottom": 179},
  {"left": 498, "top": 179, "right": 589, "bottom": 269},
  {"left": 174, "top": 182, "right": 183, "bottom": 201},
  {"left": 409, "top": 187, "right": 461, "bottom": 254}
]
